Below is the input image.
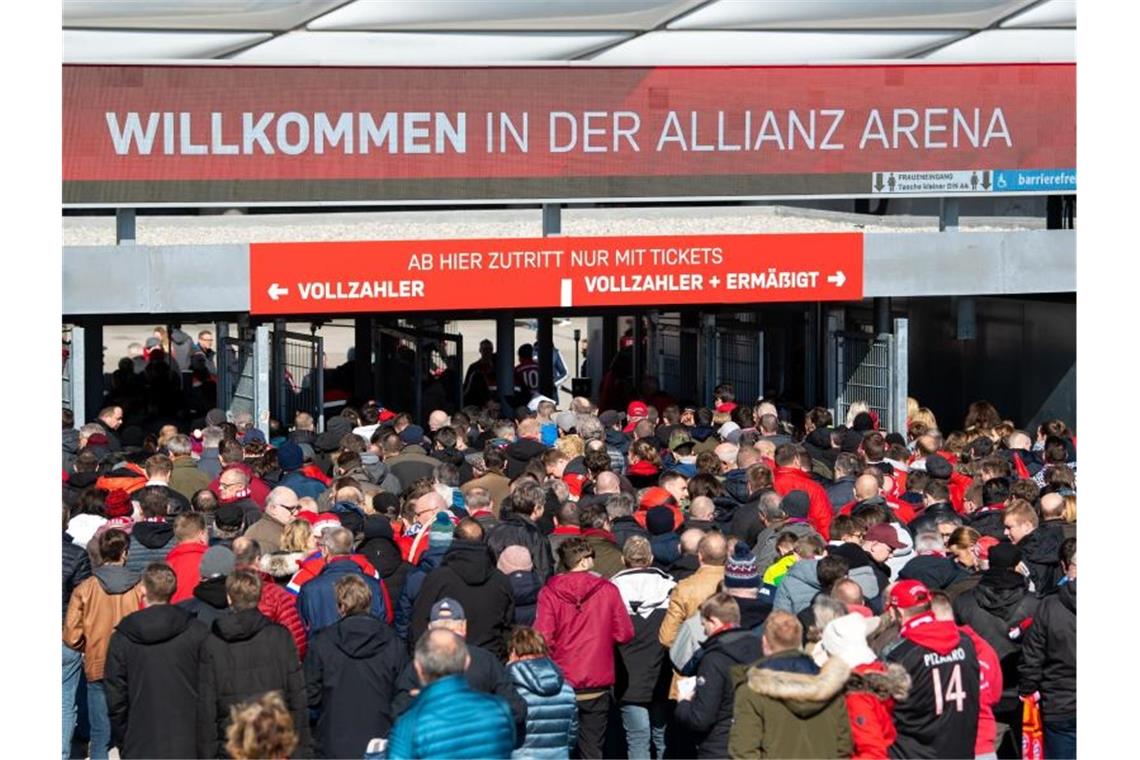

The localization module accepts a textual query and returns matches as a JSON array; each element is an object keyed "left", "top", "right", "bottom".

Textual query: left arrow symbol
[{"left": 268, "top": 283, "right": 289, "bottom": 301}]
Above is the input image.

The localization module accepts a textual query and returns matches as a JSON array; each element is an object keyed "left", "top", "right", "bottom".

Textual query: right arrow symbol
[
  {"left": 827, "top": 271, "right": 846, "bottom": 287},
  {"left": 268, "top": 283, "right": 289, "bottom": 301}
]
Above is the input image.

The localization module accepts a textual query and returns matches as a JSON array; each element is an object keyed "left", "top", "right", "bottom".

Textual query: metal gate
[
  {"left": 374, "top": 322, "right": 463, "bottom": 425},
  {"left": 218, "top": 324, "right": 259, "bottom": 422},
  {"left": 272, "top": 331, "right": 325, "bottom": 430},
  {"left": 62, "top": 325, "right": 75, "bottom": 412},
  {"left": 656, "top": 313, "right": 699, "bottom": 402},
  {"left": 830, "top": 318, "right": 908, "bottom": 433},
  {"left": 716, "top": 317, "right": 764, "bottom": 407}
]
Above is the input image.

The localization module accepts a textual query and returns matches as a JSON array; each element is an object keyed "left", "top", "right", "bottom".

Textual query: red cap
[
  {"left": 378, "top": 408, "right": 397, "bottom": 422},
  {"left": 104, "top": 489, "right": 133, "bottom": 519},
  {"left": 312, "top": 513, "right": 342, "bottom": 533},
  {"left": 294, "top": 510, "right": 320, "bottom": 526},
  {"left": 715, "top": 402, "right": 737, "bottom": 414},
  {"left": 626, "top": 401, "right": 649, "bottom": 419},
  {"left": 865, "top": 523, "right": 905, "bottom": 550},
  {"left": 888, "top": 579, "right": 932, "bottom": 608},
  {"left": 638, "top": 486, "right": 677, "bottom": 511},
  {"left": 562, "top": 472, "right": 587, "bottom": 498}
]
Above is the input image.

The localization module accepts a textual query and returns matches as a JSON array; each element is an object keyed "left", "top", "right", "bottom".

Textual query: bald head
[
  {"left": 832, "top": 578, "right": 864, "bottom": 606},
  {"left": 854, "top": 474, "right": 880, "bottom": 501},
  {"left": 518, "top": 418, "right": 541, "bottom": 440},
  {"left": 714, "top": 443, "right": 739, "bottom": 470},
  {"left": 736, "top": 447, "right": 762, "bottom": 470},
  {"left": 689, "top": 495, "right": 715, "bottom": 520},
  {"left": 680, "top": 528, "right": 705, "bottom": 556},
  {"left": 698, "top": 532, "right": 728, "bottom": 566},
  {"left": 1040, "top": 492, "right": 1065, "bottom": 519},
  {"left": 1008, "top": 431, "right": 1032, "bottom": 451},
  {"left": 595, "top": 471, "right": 620, "bottom": 495},
  {"left": 428, "top": 410, "right": 451, "bottom": 431},
  {"left": 417, "top": 490, "right": 448, "bottom": 515}
]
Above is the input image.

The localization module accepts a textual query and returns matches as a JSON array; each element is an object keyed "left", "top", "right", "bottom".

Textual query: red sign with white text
[
  {"left": 249, "top": 233, "right": 863, "bottom": 315},
  {"left": 63, "top": 64, "right": 1074, "bottom": 205}
]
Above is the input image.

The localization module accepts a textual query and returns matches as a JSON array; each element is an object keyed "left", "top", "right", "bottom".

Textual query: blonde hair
[
  {"left": 225, "top": 692, "right": 298, "bottom": 760},
  {"left": 910, "top": 407, "right": 938, "bottom": 432},
  {"left": 845, "top": 401, "right": 869, "bottom": 427},
  {"left": 280, "top": 520, "right": 313, "bottom": 553},
  {"left": 906, "top": 397, "right": 920, "bottom": 423},
  {"left": 554, "top": 435, "right": 584, "bottom": 461},
  {"left": 1062, "top": 493, "right": 1077, "bottom": 524}
]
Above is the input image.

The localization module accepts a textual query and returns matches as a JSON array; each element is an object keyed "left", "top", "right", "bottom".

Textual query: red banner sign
[
  {"left": 64, "top": 64, "right": 1074, "bottom": 206},
  {"left": 249, "top": 233, "right": 863, "bottom": 315}
]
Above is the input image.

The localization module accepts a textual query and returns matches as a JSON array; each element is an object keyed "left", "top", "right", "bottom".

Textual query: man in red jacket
[
  {"left": 232, "top": 536, "right": 308, "bottom": 660},
  {"left": 166, "top": 513, "right": 208, "bottom": 603},
  {"left": 772, "top": 443, "right": 833, "bottom": 540},
  {"left": 534, "top": 537, "right": 634, "bottom": 759},
  {"left": 207, "top": 439, "right": 272, "bottom": 506}
]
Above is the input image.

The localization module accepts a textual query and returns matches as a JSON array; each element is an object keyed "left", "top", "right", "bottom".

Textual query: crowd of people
[{"left": 62, "top": 383, "right": 1077, "bottom": 759}]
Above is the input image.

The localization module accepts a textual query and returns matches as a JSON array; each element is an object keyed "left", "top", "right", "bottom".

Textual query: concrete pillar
[{"left": 83, "top": 321, "right": 104, "bottom": 421}]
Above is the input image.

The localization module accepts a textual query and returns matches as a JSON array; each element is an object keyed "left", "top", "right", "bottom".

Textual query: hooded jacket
[
  {"left": 358, "top": 516, "right": 412, "bottom": 606},
  {"left": 508, "top": 657, "right": 578, "bottom": 760},
  {"left": 773, "top": 466, "right": 834, "bottom": 540},
  {"left": 581, "top": 528, "right": 626, "bottom": 578},
  {"left": 297, "top": 557, "right": 390, "bottom": 636},
  {"left": 197, "top": 609, "right": 310, "bottom": 758},
  {"left": 534, "top": 571, "right": 634, "bottom": 690},
  {"left": 772, "top": 558, "right": 821, "bottom": 615},
  {"left": 304, "top": 613, "right": 409, "bottom": 759},
  {"left": 126, "top": 520, "right": 176, "bottom": 574},
  {"left": 611, "top": 567, "right": 676, "bottom": 703},
  {"left": 488, "top": 513, "right": 556, "bottom": 584},
  {"left": 953, "top": 569, "right": 1038, "bottom": 706},
  {"left": 409, "top": 540, "right": 516, "bottom": 660},
  {"left": 104, "top": 604, "right": 209, "bottom": 758},
  {"left": 507, "top": 570, "right": 542, "bottom": 626},
  {"left": 166, "top": 540, "right": 209, "bottom": 603},
  {"left": 178, "top": 577, "right": 230, "bottom": 628},
  {"left": 675, "top": 627, "right": 762, "bottom": 758},
  {"left": 842, "top": 660, "right": 910, "bottom": 760},
  {"left": 1017, "top": 524, "right": 1066, "bottom": 596},
  {"left": 360, "top": 452, "right": 402, "bottom": 495},
  {"left": 728, "top": 651, "right": 853, "bottom": 760},
  {"left": 63, "top": 564, "right": 144, "bottom": 680},
  {"left": 897, "top": 553, "right": 970, "bottom": 591},
  {"left": 753, "top": 520, "right": 820, "bottom": 572},
  {"left": 882, "top": 615, "right": 980, "bottom": 759},
  {"left": 250, "top": 568, "right": 307, "bottom": 661},
  {"left": 1018, "top": 579, "right": 1075, "bottom": 722},
  {"left": 505, "top": 437, "right": 549, "bottom": 480}
]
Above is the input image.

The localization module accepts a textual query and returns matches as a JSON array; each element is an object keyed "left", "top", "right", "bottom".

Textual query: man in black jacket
[
  {"left": 104, "top": 562, "right": 209, "bottom": 759},
  {"left": 304, "top": 574, "right": 409, "bottom": 759},
  {"left": 62, "top": 504, "right": 92, "bottom": 758},
  {"left": 409, "top": 519, "right": 515, "bottom": 661},
  {"left": 1004, "top": 500, "right": 1065, "bottom": 596},
  {"left": 391, "top": 599, "right": 528, "bottom": 747},
  {"left": 196, "top": 570, "right": 311, "bottom": 758},
  {"left": 674, "top": 593, "right": 761, "bottom": 758},
  {"left": 487, "top": 480, "right": 555, "bottom": 583},
  {"left": 1019, "top": 539, "right": 1076, "bottom": 760}
]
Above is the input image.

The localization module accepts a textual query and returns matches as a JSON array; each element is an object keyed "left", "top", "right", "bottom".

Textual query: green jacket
[{"left": 728, "top": 651, "right": 852, "bottom": 759}]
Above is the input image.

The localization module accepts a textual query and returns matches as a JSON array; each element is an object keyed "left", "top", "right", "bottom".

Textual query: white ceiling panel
[
  {"left": 232, "top": 31, "right": 631, "bottom": 63},
  {"left": 64, "top": 30, "right": 272, "bottom": 61},
  {"left": 1001, "top": 0, "right": 1076, "bottom": 28},
  {"left": 669, "top": 0, "right": 1037, "bottom": 30},
  {"left": 63, "top": 1, "right": 347, "bottom": 31},
  {"left": 921, "top": 29, "right": 1074, "bottom": 61},
  {"left": 588, "top": 30, "right": 961, "bottom": 64},
  {"left": 310, "top": 0, "right": 708, "bottom": 31}
]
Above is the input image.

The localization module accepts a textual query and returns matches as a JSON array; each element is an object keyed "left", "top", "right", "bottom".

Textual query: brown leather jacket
[{"left": 63, "top": 565, "right": 144, "bottom": 680}]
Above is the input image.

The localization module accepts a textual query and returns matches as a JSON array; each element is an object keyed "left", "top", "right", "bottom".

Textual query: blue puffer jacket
[
  {"left": 388, "top": 674, "right": 515, "bottom": 760},
  {"left": 772, "top": 558, "right": 821, "bottom": 614},
  {"left": 508, "top": 658, "right": 578, "bottom": 760}
]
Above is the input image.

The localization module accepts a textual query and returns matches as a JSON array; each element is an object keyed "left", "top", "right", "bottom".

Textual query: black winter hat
[
  {"left": 646, "top": 505, "right": 675, "bottom": 536},
  {"left": 924, "top": 453, "right": 953, "bottom": 480},
  {"left": 988, "top": 541, "right": 1022, "bottom": 570}
]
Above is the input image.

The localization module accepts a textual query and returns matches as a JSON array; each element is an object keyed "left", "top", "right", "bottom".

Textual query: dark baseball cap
[{"left": 430, "top": 597, "right": 466, "bottom": 622}]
